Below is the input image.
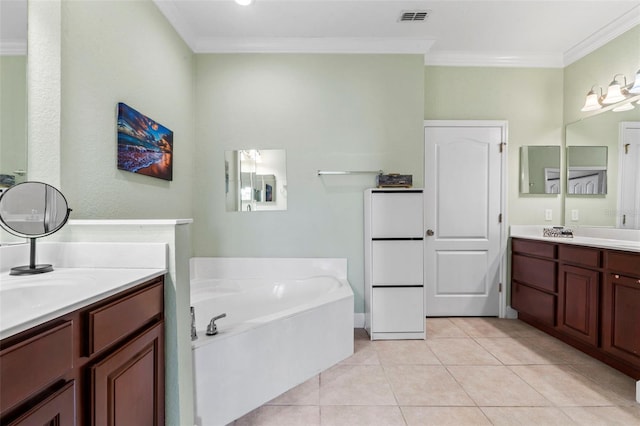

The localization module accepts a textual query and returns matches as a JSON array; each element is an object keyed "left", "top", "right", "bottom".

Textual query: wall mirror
[
  {"left": 566, "top": 146, "right": 607, "bottom": 195},
  {"left": 519, "top": 146, "right": 561, "bottom": 194},
  {"left": 565, "top": 106, "right": 639, "bottom": 228},
  {"left": 0, "top": 0, "right": 28, "bottom": 245},
  {"left": 224, "top": 149, "right": 287, "bottom": 212}
]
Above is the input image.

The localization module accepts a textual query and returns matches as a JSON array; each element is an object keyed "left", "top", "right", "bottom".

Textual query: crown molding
[
  {"left": 0, "top": 40, "right": 27, "bottom": 55},
  {"left": 154, "top": 0, "right": 198, "bottom": 52},
  {"left": 563, "top": 5, "right": 640, "bottom": 66},
  {"left": 424, "top": 51, "right": 564, "bottom": 68},
  {"left": 192, "top": 37, "right": 435, "bottom": 54}
]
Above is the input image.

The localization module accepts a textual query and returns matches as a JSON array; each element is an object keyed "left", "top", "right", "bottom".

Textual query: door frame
[
  {"left": 617, "top": 121, "right": 640, "bottom": 229},
  {"left": 423, "top": 120, "right": 509, "bottom": 318}
]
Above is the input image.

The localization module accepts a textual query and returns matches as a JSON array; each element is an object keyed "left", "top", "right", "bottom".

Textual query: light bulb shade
[
  {"left": 602, "top": 76, "right": 627, "bottom": 104},
  {"left": 629, "top": 69, "right": 640, "bottom": 94},
  {"left": 581, "top": 90, "right": 602, "bottom": 112},
  {"left": 612, "top": 102, "right": 634, "bottom": 112}
]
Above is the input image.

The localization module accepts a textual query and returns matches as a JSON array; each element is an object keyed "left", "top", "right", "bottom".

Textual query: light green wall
[
  {"left": 59, "top": 0, "right": 195, "bottom": 221},
  {"left": 193, "top": 54, "right": 425, "bottom": 313},
  {"left": 562, "top": 25, "right": 640, "bottom": 227},
  {"left": 564, "top": 26, "right": 640, "bottom": 126},
  {"left": 0, "top": 55, "right": 27, "bottom": 181},
  {"left": 424, "top": 66, "right": 565, "bottom": 225}
]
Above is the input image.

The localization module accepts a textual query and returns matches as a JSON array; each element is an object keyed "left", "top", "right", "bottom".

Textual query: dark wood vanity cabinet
[
  {"left": 557, "top": 245, "right": 601, "bottom": 346},
  {"left": 602, "top": 252, "right": 640, "bottom": 367},
  {"left": 511, "top": 238, "right": 640, "bottom": 380},
  {"left": 511, "top": 239, "right": 557, "bottom": 326},
  {"left": 0, "top": 276, "right": 165, "bottom": 426}
]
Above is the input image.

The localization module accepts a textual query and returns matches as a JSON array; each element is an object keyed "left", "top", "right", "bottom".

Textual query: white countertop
[
  {"left": 510, "top": 225, "right": 640, "bottom": 253},
  {"left": 0, "top": 267, "right": 166, "bottom": 340}
]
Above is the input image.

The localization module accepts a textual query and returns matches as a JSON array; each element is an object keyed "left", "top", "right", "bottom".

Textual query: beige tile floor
[{"left": 232, "top": 318, "right": 640, "bottom": 425}]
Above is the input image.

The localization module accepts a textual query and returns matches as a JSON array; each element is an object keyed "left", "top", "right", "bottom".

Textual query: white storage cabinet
[{"left": 364, "top": 188, "right": 425, "bottom": 340}]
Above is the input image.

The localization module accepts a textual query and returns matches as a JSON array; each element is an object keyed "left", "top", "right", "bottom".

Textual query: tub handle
[{"left": 206, "top": 313, "right": 227, "bottom": 336}]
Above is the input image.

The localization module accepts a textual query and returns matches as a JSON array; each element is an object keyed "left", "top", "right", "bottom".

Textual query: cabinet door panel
[
  {"left": 602, "top": 274, "right": 640, "bottom": 365},
  {"left": 371, "top": 192, "right": 423, "bottom": 238},
  {"left": 372, "top": 287, "right": 424, "bottom": 333},
  {"left": 90, "top": 322, "right": 164, "bottom": 426},
  {"left": 372, "top": 240, "right": 423, "bottom": 285},
  {"left": 557, "top": 265, "right": 599, "bottom": 346},
  {"left": 512, "top": 238, "right": 556, "bottom": 259}
]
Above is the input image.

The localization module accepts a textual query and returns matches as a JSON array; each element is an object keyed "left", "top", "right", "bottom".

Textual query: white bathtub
[{"left": 190, "top": 258, "right": 354, "bottom": 426}]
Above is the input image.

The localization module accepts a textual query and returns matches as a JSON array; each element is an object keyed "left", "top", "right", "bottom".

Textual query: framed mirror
[
  {"left": 520, "top": 146, "right": 561, "bottom": 194},
  {"left": 566, "top": 146, "right": 607, "bottom": 195},
  {"left": 225, "top": 149, "right": 287, "bottom": 212},
  {"left": 565, "top": 107, "right": 639, "bottom": 227}
]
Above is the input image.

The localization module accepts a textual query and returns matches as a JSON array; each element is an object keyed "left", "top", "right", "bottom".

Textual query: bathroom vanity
[
  {"left": 0, "top": 274, "right": 165, "bottom": 425},
  {"left": 0, "top": 241, "right": 168, "bottom": 425},
  {"left": 510, "top": 232, "right": 640, "bottom": 387}
]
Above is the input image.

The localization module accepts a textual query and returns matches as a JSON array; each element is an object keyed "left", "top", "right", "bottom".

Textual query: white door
[
  {"left": 424, "top": 121, "right": 506, "bottom": 316},
  {"left": 619, "top": 122, "right": 640, "bottom": 229}
]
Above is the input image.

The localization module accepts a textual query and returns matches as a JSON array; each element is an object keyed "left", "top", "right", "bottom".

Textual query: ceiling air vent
[{"left": 399, "top": 10, "right": 430, "bottom": 22}]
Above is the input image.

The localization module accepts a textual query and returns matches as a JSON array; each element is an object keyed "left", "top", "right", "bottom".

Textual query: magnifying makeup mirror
[{"left": 0, "top": 182, "right": 72, "bottom": 275}]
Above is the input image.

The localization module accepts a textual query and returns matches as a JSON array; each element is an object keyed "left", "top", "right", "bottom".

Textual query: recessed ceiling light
[{"left": 235, "top": 0, "right": 254, "bottom": 6}]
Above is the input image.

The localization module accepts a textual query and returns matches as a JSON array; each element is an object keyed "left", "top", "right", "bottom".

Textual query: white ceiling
[
  {"left": 2, "top": 0, "right": 639, "bottom": 67},
  {"left": 154, "top": 0, "right": 640, "bottom": 67}
]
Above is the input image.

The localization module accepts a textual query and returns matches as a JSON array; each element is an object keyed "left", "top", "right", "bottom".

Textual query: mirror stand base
[{"left": 10, "top": 264, "right": 53, "bottom": 276}]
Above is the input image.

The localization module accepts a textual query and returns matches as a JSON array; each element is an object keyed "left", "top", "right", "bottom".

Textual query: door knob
[{"left": 426, "top": 229, "right": 434, "bottom": 237}]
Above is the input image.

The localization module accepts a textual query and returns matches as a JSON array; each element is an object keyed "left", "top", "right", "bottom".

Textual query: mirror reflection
[
  {"left": 567, "top": 146, "right": 607, "bottom": 195},
  {"left": 225, "top": 149, "right": 287, "bottom": 212},
  {"left": 520, "top": 146, "right": 561, "bottom": 194},
  {"left": 565, "top": 106, "right": 640, "bottom": 228}
]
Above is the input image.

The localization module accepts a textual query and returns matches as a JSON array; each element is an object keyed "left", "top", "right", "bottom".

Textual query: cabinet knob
[
  {"left": 426, "top": 229, "right": 434, "bottom": 237},
  {"left": 613, "top": 274, "right": 620, "bottom": 279}
]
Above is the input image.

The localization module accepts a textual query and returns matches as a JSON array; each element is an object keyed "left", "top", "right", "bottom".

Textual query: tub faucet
[
  {"left": 190, "top": 307, "right": 197, "bottom": 341},
  {"left": 206, "top": 313, "right": 227, "bottom": 336}
]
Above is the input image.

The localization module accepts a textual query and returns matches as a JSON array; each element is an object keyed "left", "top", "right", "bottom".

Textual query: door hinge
[
  {"left": 499, "top": 142, "right": 506, "bottom": 153},
  {"left": 625, "top": 143, "right": 630, "bottom": 154},
  {"left": 498, "top": 213, "right": 503, "bottom": 223},
  {"left": 498, "top": 282, "right": 502, "bottom": 293},
  {"left": 623, "top": 214, "right": 627, "bottom": 225}
]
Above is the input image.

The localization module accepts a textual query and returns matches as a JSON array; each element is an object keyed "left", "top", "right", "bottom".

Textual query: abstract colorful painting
[{"left": 117, "top": 102, "right": 173, "bottom": 181}]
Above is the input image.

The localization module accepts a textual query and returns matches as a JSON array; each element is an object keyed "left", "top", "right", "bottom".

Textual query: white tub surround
[
  {"left": 190, "top": 258, "right": 354, "bottom": 426},
  {"left": 0, "top": 242, "right": 167, "bottom": 339},
  {"left": 510, "top": 225, "right": 640, "bottom": 252}
]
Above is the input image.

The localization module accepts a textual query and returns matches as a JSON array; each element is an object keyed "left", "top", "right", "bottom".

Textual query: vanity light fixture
[
  {"left": 602, "top": 74, "right": 628, "bottom": 104},
  {"left": 581, "top": 86, "right": 603, "bottom": 112},
  {"left": 235, "top": 0, "right": 254, "bottom": 5},
  {"left": 629, "top": 69, "right": 640, "bottom": 94}
]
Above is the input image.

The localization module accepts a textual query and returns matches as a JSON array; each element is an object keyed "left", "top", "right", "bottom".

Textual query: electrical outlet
[
  {"left": 571, "top": 209, "right": 579, "bottom": 221},
  {"left": 545, "top": 209, "right": 552, "bottom": 221}
]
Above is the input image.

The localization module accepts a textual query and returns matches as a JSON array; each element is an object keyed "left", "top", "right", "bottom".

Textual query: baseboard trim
[{"left": 354, "top": 313, "right": 365, "bottom": 328}]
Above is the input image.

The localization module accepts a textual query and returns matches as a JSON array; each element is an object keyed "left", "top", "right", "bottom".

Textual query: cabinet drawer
[
  {"left": 512, "top": 238, "right": 556, "bottom": 259},
  {"left": 606, "top": 251, "right": 640, "bottom": 277},
  {"left": 372, "top": 287, "right": 424, "bottom": 333},
  {"left": 0, "top": 321, "right": 73, "bottom": 415},
  {"left": 512, "top": 281, "right": 556, "bottom": 326},
  {"left": 559, "top": 245, "right": 601, "bottom": 268},
  {"left": 86, "top": 280, "right": 163, "bottom": 356},
  {"left": 372, "top": 240, "right": 423, "bottom": 285},
  {"left": 371, "top": 191, "right": 423, "bottom": 238},
  {"left": 512, "top": 254, "right": 557, "bottom": 292}
]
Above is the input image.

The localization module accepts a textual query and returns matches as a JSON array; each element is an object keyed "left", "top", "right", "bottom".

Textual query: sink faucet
[
  {"left": 206, "top": 313, "right": 227, "bottom": 336},
  {"left": 190, "top": 307, "right": 197, "bottom": 341}
]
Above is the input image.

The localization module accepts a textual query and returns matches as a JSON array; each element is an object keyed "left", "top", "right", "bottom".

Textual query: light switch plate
[
  {"left": 545, "top": 209, "right": 552, "bottom": 221},
  {"left": 571, "top": 209, "right": 579, "bottom": 221}
]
